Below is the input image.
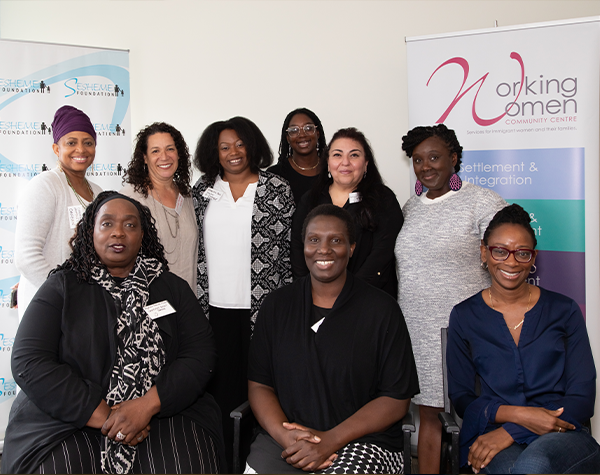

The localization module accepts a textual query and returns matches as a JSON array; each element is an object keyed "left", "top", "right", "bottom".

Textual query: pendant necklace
[{"left": 489, "top": 284, "right": 531, "bottom": 330}]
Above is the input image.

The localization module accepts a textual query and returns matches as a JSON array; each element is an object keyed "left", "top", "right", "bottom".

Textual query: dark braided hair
[
  {"left": 401, "top": 124, "right": 463, "bottom": 173},
  {"left": 276, "top": 108, "right": 327, "bottom": 164},
  {"left": 194, "top": 116, "right": 273, "bottom": 182},
  {"left": 123, "top": 122, "right": 192, "bottom": 197},
  {"left": 483, "top": 203, "right": 537, "bottom": 248},
  {"left": 309, "top": 127, "right": 384, "bottom": 232},
  {"left": 52, "top": 191, "right": 169, "bottom": 283},
  {"left": 301, "top": 204, "right": 356, "bottom": 245}
]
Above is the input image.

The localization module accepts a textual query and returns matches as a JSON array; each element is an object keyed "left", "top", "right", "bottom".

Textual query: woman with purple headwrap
[{"left": 15, "top": 105, "right": 103, "bottom": 318}]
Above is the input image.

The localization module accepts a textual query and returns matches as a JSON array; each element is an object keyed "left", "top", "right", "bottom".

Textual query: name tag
[
  {"left": 144, "top": 300, "right": 176, "bottom": 320},
  {"left": 67, "top": 205, "right": 84, "bottom": 229},
  {"left": 311, "top": 317, "right": 325, "bottom": 333},
  {"left": 349, "top": 192, "right": 362, "bottom": 204},
  {"left": 202, "top": 188, "right": 223, "bottom": 201},
  {"left": 175, "top": 193, "right": 184, "bottom": 215}
]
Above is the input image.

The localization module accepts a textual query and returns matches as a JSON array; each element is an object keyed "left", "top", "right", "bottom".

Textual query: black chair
[
  {"left": 439, "top": 327, "right": 461, "bottom": 475},
  {"left": 231, "top": 403, "right": 416, "bottom": 474}
]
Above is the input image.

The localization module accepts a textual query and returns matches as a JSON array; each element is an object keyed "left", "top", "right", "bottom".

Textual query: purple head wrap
[{"left": 51, "top": 105, "right": 97, "bottom": 144}]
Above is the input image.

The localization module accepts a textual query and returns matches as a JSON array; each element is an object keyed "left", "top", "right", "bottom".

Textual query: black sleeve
[
  {"left": 291, "top": 191, "right": 311, "bottom": 279},
  {"left": 12, "top": 275, "right": 104, "bottom": 428},
  {"left": 154, "top": 275, "right": 217, "bottom": 417},
  {"left": 247, "top": 294, "right": 275, "bottom": 388},
  {"left": 354, "top": 188, "right": 403, "bottom": 286}
]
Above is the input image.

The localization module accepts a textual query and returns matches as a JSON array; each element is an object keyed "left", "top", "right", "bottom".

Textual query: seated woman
[
  {"left": 2, "top": 191, "right": 224, "bottom": 474},
  {"left": 447, "top": 204, "right": 600, "bottom": 474},
  {"left": 246, "top": 204, "right": 419, "bottom": 474}
]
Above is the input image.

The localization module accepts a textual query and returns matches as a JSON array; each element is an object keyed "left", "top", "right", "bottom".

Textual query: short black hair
[
  {"left": 276, "top": 108, "right": 327, "bottom": 163},
  {"left": 194, "top": 116, "right": 273, "bottom": 181},
  {"left": 401, "top": 124, "right": 463, "bottom": 173},
  {"left": 483, "top": 203, "right": 537, "bottom": 248},
  {"left": 123, "top": 122, "right": 192, "bottom": 197},
  {"left": 52, "top": 191, "right": 169, "bottom": 282},
  {"left": 301, "top": 204, "right": 356, "bottom": 245}
]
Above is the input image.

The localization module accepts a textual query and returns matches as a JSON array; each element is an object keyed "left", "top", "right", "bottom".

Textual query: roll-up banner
[
  {"left": 406, "top": 17, "right": 600, "bottom": 435},
  {"left": 0, "top": 39, "right": 130, "bottom": 443}
]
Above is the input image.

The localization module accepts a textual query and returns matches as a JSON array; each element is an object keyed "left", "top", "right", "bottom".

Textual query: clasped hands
[
  {"left": 279, "top": 422, "right": 338, "bottom": 472},
  {"left": 100, "top": 399, "right": 153, "bottom": 447},
  {"left": 468, "top": 407, "right": 576, "bottom": 474}
]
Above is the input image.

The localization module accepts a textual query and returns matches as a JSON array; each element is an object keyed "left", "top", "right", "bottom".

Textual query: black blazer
[{"left": 3, "top": 269, "right": 223, "bottom": 474}]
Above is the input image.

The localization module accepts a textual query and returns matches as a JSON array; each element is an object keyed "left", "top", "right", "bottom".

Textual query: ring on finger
[
  {"left": 138, "top": 435, "right": 144, "bottom": 442},
  {"left": 116, "top": 431, "right": 126, "bottom": 441},
  {"left": 557, "top": 427, "right": 562, "bottom": 432}
]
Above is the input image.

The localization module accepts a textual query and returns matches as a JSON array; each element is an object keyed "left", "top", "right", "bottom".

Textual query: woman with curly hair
[
  {"left": 291, "top": 127, "right": 402, "bottom": 298},
  {"left": 395, "top": 124, "right": 506, "bottom": 473},
  {"left": 193, "top": 116, "right": 294, "bottom": 470},
  {"left": 2, "top": 191, "right": 224, "bottom": 474},
  {"left": 267, "top": 107, "right": 327, "bottom": 204},
  {"left": 121, "top": 122, "right": 197, "bottom": 292}
]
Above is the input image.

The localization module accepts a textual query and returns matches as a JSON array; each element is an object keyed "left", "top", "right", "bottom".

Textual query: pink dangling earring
[
  {"left": 449, "top": 173, "right": 462, "bottom": 191},
  {"left": 415, "top": 180, "right": 423, "bottom": 196}
]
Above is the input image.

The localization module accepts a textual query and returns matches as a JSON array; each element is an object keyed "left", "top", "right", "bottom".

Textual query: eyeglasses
[
  {"left": 286, "top": 124, "right": 318, "bottom": 137},
  {"left": 487, "top": 246, "right": 535, "bottom": 263}
]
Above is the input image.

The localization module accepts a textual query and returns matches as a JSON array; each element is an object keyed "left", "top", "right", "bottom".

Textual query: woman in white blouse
[
  {"left": 192, "top": 116, "right": 294, "bottom": 470},
  {"left": 121, "top": 122, "right": 198, "bottom": 292}
]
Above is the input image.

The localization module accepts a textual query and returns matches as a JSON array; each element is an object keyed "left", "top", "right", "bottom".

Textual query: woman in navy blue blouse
[{"left": 447, "top": 204, "right": 599, "bottom": 474}]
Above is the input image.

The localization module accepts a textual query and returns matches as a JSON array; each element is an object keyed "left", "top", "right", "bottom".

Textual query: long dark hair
[
  {"left": 194, "top": 116, "right": 272, "bottom": 182},
  {"left": 123, "top": 122, "right": 192, "bottom": 196},
  {"left": 309, "top": 127, "right": 384, "bottom": 231},
  {"left": 52, "top": 191, "right": 169, "bottom": 282},
  {"left": 276, "top": 108, "right": 327, "bottom": 163}
]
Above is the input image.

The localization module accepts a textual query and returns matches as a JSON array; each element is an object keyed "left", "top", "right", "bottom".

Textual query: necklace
[
  {"left": 488, "top": 284, "right": 531, "bottom": 330},
  {"left": 152, "top": 188, "right": 180, "bottom": 240},
  {"left": 291, "top": 155, "right": 320, "bottom": 171},
  {"left": 63, "top": 170, "right": 94, "bottom": 208}
]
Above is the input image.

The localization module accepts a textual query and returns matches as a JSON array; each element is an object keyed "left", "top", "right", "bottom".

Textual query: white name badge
[
  {"left": 311, "top": 317, "right": 325, "bottom": 333},
  {"left": 144, "top": 300, "right": 176, "bottom": 320},
  {"left": 175, "top": 193, "right": 184, "bottom": 215},
  {"left": 202, "top": 188, "right": 223, "bottom": 201},
  {"left": 348, "top": 192, "right": 362, "bottom": 204},
  {"left": 67, "top": 205, "right": 84, "bottom": 229}
]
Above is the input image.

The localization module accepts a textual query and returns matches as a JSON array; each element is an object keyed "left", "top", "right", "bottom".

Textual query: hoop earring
[
  {"left": 316, "top": 142, "right": 320, "bottom": 154},
  {"left": 449, "top": 173, "right": 462, "bottom": 191},
  {"left": 328, "top": 171, "right": 331, "bottom": 179},
  {"left": 415, "top": 180, "right": 423, "bottom": 196},
  {"left": 288, "top": 144, "right": 293, "bottom": 158},
  {"left": 529, "top": 264, "right": 537, "bottom": 274},
  {"left": 480, "top": 261, "right": 488, "bottom": 270}
]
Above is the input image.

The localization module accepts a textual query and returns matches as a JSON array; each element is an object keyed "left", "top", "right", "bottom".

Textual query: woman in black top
[
  {"left": 267, "top": 108, "right": 327, "bottom": 204},
  {"left": 291, "top": 127, "right": 403, "bottom": 298}
]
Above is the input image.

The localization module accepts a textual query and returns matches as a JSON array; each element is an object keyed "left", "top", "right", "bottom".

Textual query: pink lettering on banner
[{"left": 427, "top": 52, "right": 525, "bottom": 125}]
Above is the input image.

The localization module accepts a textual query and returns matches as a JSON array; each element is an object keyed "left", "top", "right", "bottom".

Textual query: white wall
[
  {"left": 2, "top": 0, "right": 600, "bottom": 439},
  {"left": 1, "top": 0, "right": 600, "bottom": 205}
]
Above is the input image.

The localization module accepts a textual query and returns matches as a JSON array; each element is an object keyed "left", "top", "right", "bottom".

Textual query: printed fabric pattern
[
  {"left": 193, "top": 171, "right": 295, "bottom": 330},
  {"left": 90, "top": 256, "right": 166, "bottom": 474}
]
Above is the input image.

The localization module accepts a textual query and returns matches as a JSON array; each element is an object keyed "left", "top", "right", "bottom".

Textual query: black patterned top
[{"left": 192, "top": 171, "right": 295, "bottom": 329}]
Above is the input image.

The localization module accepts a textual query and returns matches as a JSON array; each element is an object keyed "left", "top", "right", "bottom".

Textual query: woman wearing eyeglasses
[
  {"left": 291, "top": 127, "right": 402, "bottom": 298},
  {"left": 395, "top": 124, "right": 506, "bottom": 473},
  {"left": 447, "top": 204, "right": 599, "bottom": 474},
  {"left": 268, "top": 108, "right": 327, "bottom": 204}
]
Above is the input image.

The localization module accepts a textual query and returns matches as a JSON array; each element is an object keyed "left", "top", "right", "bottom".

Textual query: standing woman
[
  {"left": 193, "top": 116, "right": 295, "bottom": 468},
  {"left": 395, "top": 124, "right": 506, "bottom": 473},
  {"left": 121, "top": 122, "right": 198, "bottom": 292},
  {"left": 267, "top": 107, "right": 327, "bottom": 204},
  {"left": 291, "top": 127, "right": 402, "bottom": 298},
  {"left": 15, "top": 105, "right": 103, "bottom": 318}
]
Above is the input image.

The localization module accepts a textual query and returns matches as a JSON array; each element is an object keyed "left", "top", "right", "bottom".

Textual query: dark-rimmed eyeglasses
[
  {"left": 286, "top": 124, "right": 318, "bottom": 137},
  {"left": 487, "top": 246, "right": 535, "bottom": 263}
]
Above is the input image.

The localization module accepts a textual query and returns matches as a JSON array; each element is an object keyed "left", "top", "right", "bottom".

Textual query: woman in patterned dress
[
  {"left": 3, "top": 192, "right": 223, "bottom": 474},
  {"left": 192, "top": 116, "right": 295, "bottom": 470},
  {"left": 395, "top": 124, "right": 506, "bottom": 473}
]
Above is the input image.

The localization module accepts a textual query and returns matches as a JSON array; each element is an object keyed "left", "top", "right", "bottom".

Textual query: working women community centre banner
[
  {"left": 406, "top": 16, "right": 600, "bottom": 434},
  {"left": 0, "top": 39, "right": 130, "bottom": 442}
]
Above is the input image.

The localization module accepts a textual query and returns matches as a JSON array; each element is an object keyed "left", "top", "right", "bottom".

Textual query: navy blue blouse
[{"left": 447, "top": 287, "right": 596, "bottom": 466}]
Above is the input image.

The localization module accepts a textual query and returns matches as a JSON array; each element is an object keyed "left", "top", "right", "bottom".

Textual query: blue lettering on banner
[
  {"left": 460, "top": 147, "right": 584, "bottom": 200},
  {"left": 0, "top": 378, "right": 17, "bottom": 400}
]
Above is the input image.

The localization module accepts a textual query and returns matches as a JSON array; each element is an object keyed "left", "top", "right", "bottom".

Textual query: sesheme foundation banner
[
  {"left": 0, "top": 39, "right": 130, "bottom": 442},
  {"left": 406, "top": 18, "right": 600, "bottom": 321}
]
